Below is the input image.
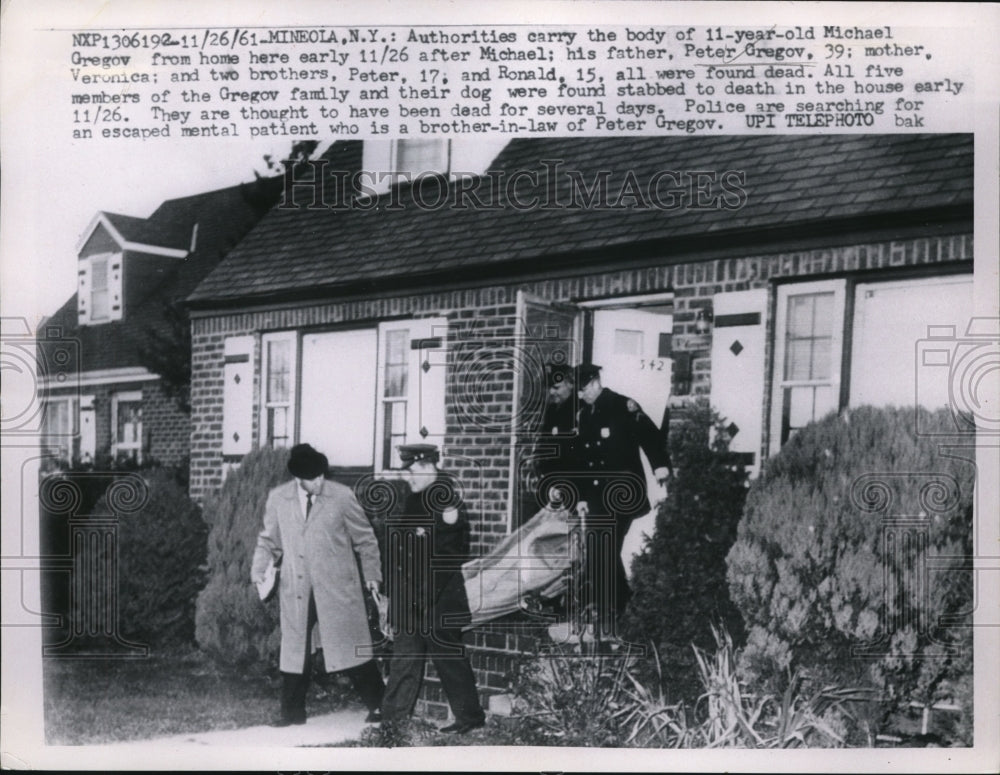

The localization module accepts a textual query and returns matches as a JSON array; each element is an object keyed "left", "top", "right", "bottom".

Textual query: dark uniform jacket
[
  {"left": 387, "top": 472, "right": 473, "bottom": 631},
  {"left": 531, "top": 397, "right": 579, "bottom": 506},
  {"left": 534, "top": 398, "right": 578, "bottom": 474},
  {"left": 575, "top": 388, "right": 671, "bottom": 519}
]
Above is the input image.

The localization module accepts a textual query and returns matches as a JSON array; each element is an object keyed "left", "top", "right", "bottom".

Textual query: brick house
[
  {"left": 38, "top": 178, "right": 280, "bottom": 468},
  {"left": 186, "top": 134, "right": 973, "bottom": 712}
]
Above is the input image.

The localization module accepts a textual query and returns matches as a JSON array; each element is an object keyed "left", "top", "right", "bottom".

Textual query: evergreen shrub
[
  {"left": 195, "top": 447, "right": 291, "bottom": 669},
  {"left": 38, "top": 459, "right": 197, "bottom": 649},
  {"left": 726, "top": 406, "right": 974, "bottom": 742},
  {"left": 620, "top": 400, "right": 749, "bottom": 702},
  {"left": 94, "top": 466, "right": 207, "bottom": 647}
]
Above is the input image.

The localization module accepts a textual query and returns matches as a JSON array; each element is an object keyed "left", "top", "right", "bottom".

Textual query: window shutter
[
  {"left": 77, "top": 260, "right": 91, "bottom": 323},
  {"left": 709, "top": 289, "right": 767, "bottom": 475},
  {"left": 222, "top": 335, "right": 254, "bottom": 456},
  {"left": 79, "top": 395, "right": 96, "bottom": 461},
  {"left": 411, "top": 319, "right": 447, "bottom": 450},
  {"left": 109, "top": 256, "right": 124, "bottom": 322}
]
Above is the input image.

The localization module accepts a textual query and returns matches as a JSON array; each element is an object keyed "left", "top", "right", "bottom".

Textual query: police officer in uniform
[
  {"left": 573, "top": 364, "right": 671, "bottom": 635},
  {"left": 530, "top": 363, "right": 579, "bottom": 512},
  {"left": 381, "top": 444, "right": 486, "bottom": 734}
]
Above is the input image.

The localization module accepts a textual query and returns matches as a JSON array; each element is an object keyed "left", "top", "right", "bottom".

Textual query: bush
[
  {"left": 194, "top": 446, "right": 291, "bottom": 669},
  {"left": 726, "top": 406, "right": 974, "bottom": 742},
  {"left": 619, "top": 401, "right": 749, "bottom": 702},
  {"left": 507, "top": 640, "right": 634, "bottom": 747},
  {"left": 101, "top": 466, "right": 207, "bottom": 647},
  {"left": 39, "top": 460, "right": 202, "bottom": 650}
]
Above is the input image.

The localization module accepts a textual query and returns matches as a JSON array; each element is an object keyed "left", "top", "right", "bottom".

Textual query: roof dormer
[
  {"left": 359, "top": 138, "right": 508, "bottom": 197},
  {"left": 76, "top": 212, "right": 189, "bottom": 326},
  {"left": 78, "top": 250, "right": 122, "bottom": 324}
]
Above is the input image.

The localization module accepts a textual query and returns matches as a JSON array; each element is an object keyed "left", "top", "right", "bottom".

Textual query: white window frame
[
  {"left": 374, "top": 317, "right": 448, "bottom": 474},
  {"left": 769, "top": 279, "right": 846, "bottom": 456},
  {"left": 78, "top": 251, "right": 124, "bottom": 325},
  {"left": 259, "top": 331, "right": 298, "bottom": 449},
  {"left": 42, "top": 396, "right": 78, "bottom": 461},
  {"left": 390, "top": 138, "right": 451, "bottom": 180},
  {"left": 90, "top": 254, "right": 111, "bottom": 322},
  {"left": 111, "top": 389, "right": 143, "bottom": 462}
]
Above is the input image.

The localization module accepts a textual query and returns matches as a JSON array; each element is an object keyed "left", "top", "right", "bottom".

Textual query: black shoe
[
  {"left": 270, "top": 715, "right": 306, "bottom": 727},
  {"left": 439, "top": 719, "right": 485, "bottom": 734},
  {"left": 365, "top": 709, "right": 383, "bottom": 723}
]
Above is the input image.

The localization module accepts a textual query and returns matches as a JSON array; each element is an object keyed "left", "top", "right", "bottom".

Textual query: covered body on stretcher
[{"left": 461, "top": 505, "right": 576, "bottom": 629}]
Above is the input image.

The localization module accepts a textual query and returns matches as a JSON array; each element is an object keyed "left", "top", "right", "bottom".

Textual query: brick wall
[
  {"left": 417, "top": 624, "right": 551, "bottom": 719},
  {"left": 191, "top": 230, "right": 972, "bottom": 522},
  {"left": 189, "top": 230, "right": 971, "bottom": 704},
  {"left": 43, "top": 377, "right": 188, "bottom": 466},
  {"left": 142, "top": 381, "right": 190, "bottom": 466}
]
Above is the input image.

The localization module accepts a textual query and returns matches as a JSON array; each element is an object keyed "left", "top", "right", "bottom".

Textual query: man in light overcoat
[{"left": 251, "top": 443, "right": 385, "bottom": 726}]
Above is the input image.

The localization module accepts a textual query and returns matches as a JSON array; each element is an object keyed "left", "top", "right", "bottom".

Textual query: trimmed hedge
[
  {"left": 726, "top": 406, "right": 974, "bottom": 741},
  {"left": 195, "top": 447, "right": 291, "bottom": 669}
]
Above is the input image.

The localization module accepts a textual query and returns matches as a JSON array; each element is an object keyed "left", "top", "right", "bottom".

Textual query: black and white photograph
[{"left": 1, "top": 1, "right": 998, "bottom": 772}]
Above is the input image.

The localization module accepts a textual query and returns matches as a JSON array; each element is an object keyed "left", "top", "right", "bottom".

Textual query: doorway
[{"left": 509, "top": 291, "right": 674, "bottom": 572}]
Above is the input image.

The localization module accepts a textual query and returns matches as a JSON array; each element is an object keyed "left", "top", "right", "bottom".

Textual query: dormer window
[
  {"left": 78, "top": 250, "right": 123, "bottom": 325},
  {"left": 391, "top": 138, "right": 451, "bottom": 178},
  {"left": 359, "top": 138, "right": 504, "bottom": 197},
  {"left": 91, "top": 256, "right": 110, "bottom": 321},
  {"left": 76, "top": 212, "right": 188, "bottom": 326}
]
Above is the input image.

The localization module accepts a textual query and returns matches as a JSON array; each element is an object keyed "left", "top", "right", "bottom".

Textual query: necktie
[{"left": 306, "top": 493, "right": 314, "bottom": 519}]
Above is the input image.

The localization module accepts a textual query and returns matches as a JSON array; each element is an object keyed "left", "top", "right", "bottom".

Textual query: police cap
[
  {"left": 398, "top": 443, "right": 440, "bottom": 469},
  {"left": 574, "top": 363, "right": 602, "bottom": 386}
]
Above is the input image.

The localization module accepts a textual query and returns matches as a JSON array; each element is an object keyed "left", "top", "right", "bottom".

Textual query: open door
[
  {"left": 590, "top": 307, "right": 673, "bottom": 432},
  {"left": 507, "top": 291, "right": 581, "bottom": 530},
  {"left": 589, "top": 306, "right": 673, "bottom": 573}
]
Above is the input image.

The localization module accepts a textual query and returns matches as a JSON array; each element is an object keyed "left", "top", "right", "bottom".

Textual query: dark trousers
[
  {"left": 573, "top": 512, "right": 632, "bottom": 637},
  {"left": 381, "top": 624, "right": 484, "bottom": 726},
  {"left": 280, "top": 593, "right": 385, "bottom": 722},
  {"left": 280, "top": 660, "right": 385, "bottom": 721}
]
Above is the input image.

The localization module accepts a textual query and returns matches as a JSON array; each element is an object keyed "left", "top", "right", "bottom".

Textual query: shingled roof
[
  {"left": 43, "top": 177, "right": 282, "bottom": 374},
  {"left": 101, "top": 211, "right": 191, "bottom": 252},
  {"left": 187, "top": 134, "right": 973, "bottom": 307}
]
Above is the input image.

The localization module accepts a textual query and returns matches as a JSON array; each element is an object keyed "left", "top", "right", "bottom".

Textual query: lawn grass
[{"left": 42, "top": 647, "right": 359, "bottom": 745}]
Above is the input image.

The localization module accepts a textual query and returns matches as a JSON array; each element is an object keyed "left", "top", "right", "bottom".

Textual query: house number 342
[{"left": 639, "top": 359, "right": 666, "bottom": 371}]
